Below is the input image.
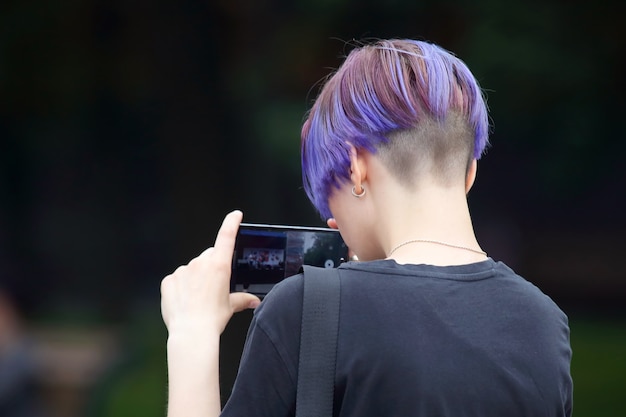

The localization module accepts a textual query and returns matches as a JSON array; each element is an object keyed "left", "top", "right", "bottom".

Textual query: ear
[
  {"left": 465, "top": 159, "right": 478, "bottom": 193},
  {"left": 348, "top": 144, "right": 367, "bottom": 193},
  {"left": 326, "top": 218, "right": 338, "bottom": 229}
]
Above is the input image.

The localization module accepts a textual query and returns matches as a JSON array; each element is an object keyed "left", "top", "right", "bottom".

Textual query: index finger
[{"left": 211, "top": 210, "right": 243, "bottom": 264}]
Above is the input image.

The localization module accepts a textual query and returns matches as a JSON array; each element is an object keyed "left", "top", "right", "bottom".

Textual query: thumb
[{"left": 230, "top": 292, "right": 261, "bottom": 313}]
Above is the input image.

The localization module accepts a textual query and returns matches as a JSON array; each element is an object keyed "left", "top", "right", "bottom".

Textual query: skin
[
  {"left": 160, "top": 147, "right": 486, "bottom": 417},
  {"left": 161, "top": 210, "right": 260, "bottom": 417},
  {"left": 327, "top": 145, "right": 484, "bottom": 265},
  {"left": 0, "top": 291, "right": 22, "bottom": 354}
]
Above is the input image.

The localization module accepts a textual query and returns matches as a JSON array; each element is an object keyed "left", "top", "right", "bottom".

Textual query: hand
[{"left": 161, "top": 210, "right": 261, "bottom": 338}]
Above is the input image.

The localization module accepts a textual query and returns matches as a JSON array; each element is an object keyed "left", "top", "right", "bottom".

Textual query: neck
[{"left": 373, "top": 183, "right": 485, "bottom": 266}]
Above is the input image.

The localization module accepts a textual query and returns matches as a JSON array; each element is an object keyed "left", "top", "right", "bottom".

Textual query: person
[
  {"left": 160, "top": 39, "right": 573, "bottom": 417},
  {"left": 0, "top": 287, "right": 48, "bottom": 417}
]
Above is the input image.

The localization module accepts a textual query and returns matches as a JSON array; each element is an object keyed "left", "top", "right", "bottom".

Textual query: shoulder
[
  {"left": 256, "top": 273, "right": 304, "bottom": 313},
  {"left": 222, "top": 276, "right": 305, "bottom": 416},
  {"left": 493, "top": 261, "right": 568, "bottom": 317},
  {"left": 252, "top": 273, "right": 305, "bottom": 339}
]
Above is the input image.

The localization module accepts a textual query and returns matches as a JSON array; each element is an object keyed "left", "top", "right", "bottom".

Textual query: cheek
[
  {"left": 327, "top": 190, "right": 346, "bottom": 222},
  {"left": 338, "top": 227, "right": 359, "bottom": 260},
  {"left": 334, "top": 221, "right": 370, "bottom": 260},
  {"left": 336, "top": 214, "right": 380, "bottom": 261},
  {"left": 327, "top": 187, "right": 378, "bottom": 260},
  {"left": 327, "top": 202, "right": 353, "bottom": 251}
]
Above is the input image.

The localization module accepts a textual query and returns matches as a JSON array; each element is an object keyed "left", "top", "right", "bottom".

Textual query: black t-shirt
[{"left": 221, "top": 259, "right": 573, "bottom": 417}]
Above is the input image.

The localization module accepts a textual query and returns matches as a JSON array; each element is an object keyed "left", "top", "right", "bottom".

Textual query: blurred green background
[{"left": 1, "top": 0, "right": 624, "bottom": 416}]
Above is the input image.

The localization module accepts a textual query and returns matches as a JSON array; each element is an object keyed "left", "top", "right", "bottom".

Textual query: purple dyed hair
[{"left": 301, "top": 39, "right": 490, "bottom": 219}]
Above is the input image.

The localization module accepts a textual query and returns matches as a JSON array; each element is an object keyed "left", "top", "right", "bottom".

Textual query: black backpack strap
[{"left": 296, "top": 265, "right": 341, "bottom": 417}]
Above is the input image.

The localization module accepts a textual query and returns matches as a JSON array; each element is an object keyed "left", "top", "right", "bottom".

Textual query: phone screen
[{"left": 231, "top": 223, "right": 348, "bottom": 297}]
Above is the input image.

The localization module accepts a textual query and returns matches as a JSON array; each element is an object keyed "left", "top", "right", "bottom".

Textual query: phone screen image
[{"left": 231, "top": 223, "right": 348, "bottom": 297}]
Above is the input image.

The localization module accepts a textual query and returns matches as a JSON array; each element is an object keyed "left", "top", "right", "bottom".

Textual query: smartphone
[{"left": 231, "top": 223, "right": 348, "bottom": 298}]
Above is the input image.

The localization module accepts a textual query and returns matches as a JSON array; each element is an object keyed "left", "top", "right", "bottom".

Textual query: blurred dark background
[{"left": 1, "top": 0, "right": 624, "bottom": 416}]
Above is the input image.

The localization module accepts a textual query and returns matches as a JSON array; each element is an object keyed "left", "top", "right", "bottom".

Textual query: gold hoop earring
[{"left": 351, "top": 185, "right": 366, "bottom": 198}]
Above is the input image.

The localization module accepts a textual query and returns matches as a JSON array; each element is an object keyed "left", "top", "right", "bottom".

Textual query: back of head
[{"left": 301, "top": 39, "right": 490, "bottom": 219}]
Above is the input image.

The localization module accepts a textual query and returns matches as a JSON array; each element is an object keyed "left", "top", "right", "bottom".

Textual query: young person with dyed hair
[{"left": 160, "top": 39, "right": 573, "bottom": 417}]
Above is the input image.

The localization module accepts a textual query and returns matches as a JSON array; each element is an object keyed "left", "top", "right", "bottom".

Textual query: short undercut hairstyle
[{"left": 301, "top": 39, "right": 490, "bottom": 219}]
